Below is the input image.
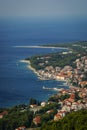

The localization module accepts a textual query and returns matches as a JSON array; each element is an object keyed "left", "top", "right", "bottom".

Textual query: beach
[{"left": 14, "top": 45, "right": 68, "bottom": 50}]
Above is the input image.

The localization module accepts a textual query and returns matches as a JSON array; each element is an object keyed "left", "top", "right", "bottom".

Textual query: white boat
[{"left": 42, "top": 86, "right": 63, "bottom": 91}]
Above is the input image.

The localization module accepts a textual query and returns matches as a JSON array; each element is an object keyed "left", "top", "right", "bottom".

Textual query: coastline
[
  {"left": 20, "top": 59, "right": 41, "bottom": 77},
  {"left": 20, "top": 60, "right": 71, "bottom": 95},
  {"left": 20, "top": 60, "right": 77, "bottom": 90},
  {"left": 27, "top": 63, "right": 40, "bottom": 77},
  {"left": 20, "top": 60, "right": 69, "bottom": 83}
]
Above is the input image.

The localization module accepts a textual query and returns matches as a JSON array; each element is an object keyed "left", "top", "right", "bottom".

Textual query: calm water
[{"left": 0, "top": 18, "right": 87, "bottom": 108}]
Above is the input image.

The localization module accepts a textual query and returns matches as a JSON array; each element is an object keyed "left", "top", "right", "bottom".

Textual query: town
[{"left": 0, "top": 42, "right": 87, "bottom": 130}]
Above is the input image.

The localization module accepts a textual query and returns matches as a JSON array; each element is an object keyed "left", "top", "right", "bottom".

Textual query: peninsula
[{"left": 14, "top": 45, "right": 68, "bottom": 50}]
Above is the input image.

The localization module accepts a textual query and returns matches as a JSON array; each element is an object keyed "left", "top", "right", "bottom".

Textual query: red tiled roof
[
  {"left": 33, "top": 116, "right": 41, "bottom": 124},
  {"left": 15, "top": 126, "right": 26, "bottom": 130}
]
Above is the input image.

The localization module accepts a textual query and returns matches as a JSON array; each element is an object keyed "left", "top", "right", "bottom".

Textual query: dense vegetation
[
  {"left": 30, "top": 98, "right": 40, "bottom": 105},
  {"left": 26, "top": 51, "right": 77, "bottom": 70},
  {"left": 0, "top": 105, "right": 33, "bottom": 130},
  {"left": 0, "top": 103, "right": 61, "bottom": 129},
  {"left": 25, "top": 41, "right": 87, "bottom": 70},
  {"left": 1, "top": 105, "right": 87, "bottom": 130},
  {"left": 38, "top": 103, "right": 59, "bottom": 115},
  {"left": 43, "top": 41, "right": 87, "bottom": 51},
  {"left": 40, "top": 109, "right": 87, "bottom": 130}
]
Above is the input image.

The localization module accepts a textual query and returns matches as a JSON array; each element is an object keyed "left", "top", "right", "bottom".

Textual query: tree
[{"left": 29, "top": 98, "right": 40, "bottom": 105}]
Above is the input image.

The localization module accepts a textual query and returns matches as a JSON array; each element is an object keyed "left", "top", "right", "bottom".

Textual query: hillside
[{"left": 40, "top": 109, "right": 87, "bottom": 130}]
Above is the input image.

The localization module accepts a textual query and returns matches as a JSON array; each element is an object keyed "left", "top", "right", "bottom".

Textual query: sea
[{"left": 0, "top": 17, "right": 87, "bottom": 108}]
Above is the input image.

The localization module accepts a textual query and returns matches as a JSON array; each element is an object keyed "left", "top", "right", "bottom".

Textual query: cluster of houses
[
  {"left": 29, "top": 55, "right": 87, "bottom": 125},
  {"left": 1, "top": 86, "right": 87, "bottom": 127},
  {"left": 36, "top": 55, "right": 87, "bottom": 88},
  {"left": 54, "top": 87, "right": 87, "bottom": 121},
  {"left": 14, "top": 51, "right": 87, "bottom": 128},
  {"left": 37, "top": 65, "right": 72, "bottom": 80},
  {"left": 72, "top": 56, "right": 87, "bottom": 87},
  {"left": 32, "top": 86, "right": 87, "bottom": 124}
]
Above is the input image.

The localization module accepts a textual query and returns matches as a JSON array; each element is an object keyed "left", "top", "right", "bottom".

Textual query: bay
[
  {"left": 0, "top": 43, "right": 67, "bottom": 108},
  {"left": 0, "top": 18, "right": 87, "bottom": 107}
]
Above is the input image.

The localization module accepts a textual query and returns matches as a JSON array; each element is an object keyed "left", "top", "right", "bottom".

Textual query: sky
[{"left": 0, "top": 0, "right": 87, "bottom": 19}]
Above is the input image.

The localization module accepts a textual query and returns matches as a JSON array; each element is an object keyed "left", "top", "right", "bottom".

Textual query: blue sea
[{"left": 0, "top": 18, "right": 87, "bottom": 108}]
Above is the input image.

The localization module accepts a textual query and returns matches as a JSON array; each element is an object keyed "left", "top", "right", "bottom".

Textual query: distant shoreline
[{"left": 13, "top": 45, "right": 68, "bottom": 50}]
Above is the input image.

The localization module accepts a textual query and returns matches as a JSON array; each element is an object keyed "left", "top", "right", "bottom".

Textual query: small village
[
  {"left": 0, "top": 43, "right": 87, "bottom": 130},
  {"left": 27, "top": 43, "right": 87, "bottom": 129},
  {"left": 36, "top": 54, "right": 87, "bottom": 87}
]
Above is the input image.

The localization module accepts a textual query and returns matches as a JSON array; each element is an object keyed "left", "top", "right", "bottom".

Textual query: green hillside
[{"left": 40, "top": 109, "right": 87, "bottom": 130}]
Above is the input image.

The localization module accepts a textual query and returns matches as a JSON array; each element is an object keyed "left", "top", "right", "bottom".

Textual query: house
[
  {"left": 54, "top": 113, "right": 62, "bottom": 121},
  {"left": 0, "top": 111, "right": 8, "bottom": 119},
  {"left": 79, "top": 81, "right": 87, "bottom": 87},
  {"left": 55, "top": 66, "right": 61, "bottom": 72},
  {"left": 46, "top": 109, "right": 54, "bottom": 114},
  {"left": 62, "top": 105, "right": 71, "bottom": 112},
  {"left": 70, "top": 93, "right": 75, "bottom": 99},
  {"left": 85, "top": 103, "right": 87, "bottom": 108},
  {"left": 41, "top": 102, "right": 46, "bottom": 107},
  {"left": 63, "top": 66, "right": 73, "bottom": 71},
  {"left": 71, "top": 102, "right": 79, "bottom": 111},
  {"left": 39, "top": 63, "right": 44, "bottom": 66},
  {"left": 78, "top": 103, "right": 84, "bottom": 110},
  {"left": 15, "top": 126, "right": 26, "bottom": 130},
  {"left": 81, "top": 92, "right": 87, "bottom": 98},
  {"left": 33, "top": 116, "right": 41, "bottom": 125},
  {"left": 30, "top": 104, "right": 37, "bottom": 108},
  {"left": 58, "top": 110, "right": 66, "bottom": 117},
  {"left": 64, "top": 99, "right": 72, "bottom": 106},
  {"left": 56, "top": 74, "right": 66, "bottom": 80},
  {"left": 61, "top": 89, "right": 68, "bottom": 94},
  {"left": 62, "top": 52, "right": 68, "bottom": 54}
]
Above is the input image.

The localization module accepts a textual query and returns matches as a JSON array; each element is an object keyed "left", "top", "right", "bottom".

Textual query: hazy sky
[{"left": 0, "top": 0, "right": 87, "bottom": 19}]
